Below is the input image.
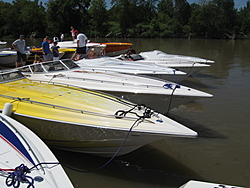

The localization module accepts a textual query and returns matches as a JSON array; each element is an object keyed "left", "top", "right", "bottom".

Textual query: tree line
[{"left": 0, "top": 0, "right": 250, "bottom": 39}]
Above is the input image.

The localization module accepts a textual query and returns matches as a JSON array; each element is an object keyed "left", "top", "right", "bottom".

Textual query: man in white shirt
[{"left": 70, "top": 31, "right": 88, "bottom": 60}]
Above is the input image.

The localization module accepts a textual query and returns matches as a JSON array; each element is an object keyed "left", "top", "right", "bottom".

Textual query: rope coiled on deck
[{"left": 5, "top": 164, "right": 34, "bottom": 188}]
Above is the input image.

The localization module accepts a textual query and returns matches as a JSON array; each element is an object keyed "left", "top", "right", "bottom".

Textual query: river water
[{"left": 1, "top": 38, "right": 249, "bottom": 187}]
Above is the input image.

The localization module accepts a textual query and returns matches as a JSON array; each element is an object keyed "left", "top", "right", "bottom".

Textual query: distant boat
[
  {"left": 139, "top": 50, "right": 215, "bottom": 64},
  {"left": 101, "top": 42, "right": 132, "bottom": 56},
  {"left": 0, "top": 41, "right": 7, "bottom": 45},
  {"left": 0, "top": 103, "right": 74, "bottom": 188},
  {"left": 0, "top": 69, "right": 197, "bottom": 157},
  {"left": 113, "top": 53, "right": 211, "bottom": 77},
  {"left": 75, "top": 57, "right": 188, "bottom": 83},
  {"left": 48, "top": 41, "right": 106, "bottom": 58},
  {"left": 0, "top": 50, "right": 30, "bottom": 67},
  {"left": 54, "top": 40, "right": 132, "bottom": 57}
]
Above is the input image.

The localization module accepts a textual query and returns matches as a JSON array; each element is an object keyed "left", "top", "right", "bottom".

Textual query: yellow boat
[{"left": 0, "top": 70, "right": 197, "bottom": 157}]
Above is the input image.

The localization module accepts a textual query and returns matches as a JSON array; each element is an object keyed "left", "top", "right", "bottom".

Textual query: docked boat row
[
  {"left": 0, "top": 41, "right": 214, "bottom": 157},
  {"left": 17, "top": 59, "right": 212, "bottom": 114},
  {"left": 0, "top": 41, "right": 219, "bottom": 187}
]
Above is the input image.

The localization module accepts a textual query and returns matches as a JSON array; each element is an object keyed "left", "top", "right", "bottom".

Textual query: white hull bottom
[{"left": 12, "top": 114, "right": 184, "bottom": 157}]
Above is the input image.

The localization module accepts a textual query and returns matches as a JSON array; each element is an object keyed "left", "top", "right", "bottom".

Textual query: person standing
[
  {"left": 42, "top": 37, "right": 52, "bottom": 61},
  {"left": 12, "top": 34, "right": 26, "bottom": 68},
  {"left": 60, "top": 32, "right": 64, "bottom": 42},
  {"left": 70, "top": 31, "right": 88, "bottom": 60},
  {"left": 70, "top": 26, "right": 75, "bottom": 41},
  {"left": 53, "top": 35, "right": 59, "bottom": 42},
  {"left": 51, "top": 42, "right": 60, "bottom": 61}
]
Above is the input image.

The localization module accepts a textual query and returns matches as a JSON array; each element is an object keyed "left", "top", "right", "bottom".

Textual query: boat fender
[{"left": 2, "top": 103, "right": 13, "bottom": 116}]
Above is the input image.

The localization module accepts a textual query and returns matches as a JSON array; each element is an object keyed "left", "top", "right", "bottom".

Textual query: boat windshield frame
[
  {"left": 18, "top": 59, "right": 80, "bottom": 74},
  {"left": 0, "top": 70, "right": 26, "bottom": 83}
]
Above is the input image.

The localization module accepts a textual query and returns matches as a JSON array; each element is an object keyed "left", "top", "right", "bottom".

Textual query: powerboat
[
  {"left": 0, "top": 50, "right": 30, "bottom": 67},
  {"left": 52, "top": 41, "right": 106, "bottom": 58},
  {"left": 75, "top": 57, "right": 188, "bottom": 82},
  {"left": 53, "top": 40, "right": 132, "bottom": 57},
  {"left": 114, "top": 53, "right": 211, "bottom": 77},
  {"left": 180, "top": 180, "right": 243, "bottom": 188},
  {"left": 27, "top": 46, "right": 65, "bottom": 64},
  {"left": 139, "top": 50, "right": 215, "bottom": 64},
  {"left": 101, "top": 42, "right": 132, "bottom": 56},
  {"left": 0, "top": 103, "right": 74, "bottom": 188},
  {"left": 17, "top": 60, "right": 213, "bottom": 114},
  {"left": 0, "top": 70, "right": 197, "bottom": 157}
]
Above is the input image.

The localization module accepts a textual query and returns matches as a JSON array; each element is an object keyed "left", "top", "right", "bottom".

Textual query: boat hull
[
  {"left": 0, "top": 71, "right": 197, "bottom": 157},
  {"left": 11, "top": 113, "right": 180, "bottom": 157},
  {"left": 0, "top": 112, "right": 74, "bottom": 188},
  {"left": 103, "top": 42, "right": 132, "bottom": 56},
  {"left": 0, "top": 51, "right": 30, "bottom": 67}
]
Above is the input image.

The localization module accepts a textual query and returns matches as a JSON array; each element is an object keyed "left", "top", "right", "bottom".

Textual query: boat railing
[
  {"left": 32, "top": 74, "right": 175, "bottom": 90},
  {"left": 0, "top": 94, "right": 155, "bottom": 123}
]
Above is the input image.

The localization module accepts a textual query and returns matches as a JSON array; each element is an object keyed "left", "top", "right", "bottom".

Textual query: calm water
[{"left": 1, "top": 38, "right": 249, "bottom": 187}]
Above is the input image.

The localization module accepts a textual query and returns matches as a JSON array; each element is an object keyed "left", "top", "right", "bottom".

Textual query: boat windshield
[
  {"left": 61, "top": 59, "right": 80, "bottom": 69},
  {"left": 0, "top": 71, "right": 25, "bottom": 83}
]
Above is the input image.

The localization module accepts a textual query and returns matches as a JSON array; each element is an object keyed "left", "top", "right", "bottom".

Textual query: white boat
[
  {"left": 115, "top": 53, "right": 211, "bottom": 77},
  {"left": 18, "top": 60, "right": 213, "bottom": 114},
  {"left": 0, "top": 103, "right": 74, "bottom": 188},
  {"left": 0, "top": 70, "right": 197, "bottom": 157},
  {"left": 52, "top": 41, "right": 106, "bottom": 58},
  {"left": 180, "top": 180, "right": 243, "bottom": 188},
  {"left": 75, "top": 57, "right": 188, "bottom": 82},
  {"left": 139, "top": 50, "right": 215, "bottom": 64},
  {"left": 0, "top": 41, "right": 7, "bottom": 45},
  {"left": 0, "top": 50, "right": 30, "bottom": 67}
]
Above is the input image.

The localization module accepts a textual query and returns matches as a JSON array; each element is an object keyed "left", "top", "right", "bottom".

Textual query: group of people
[
  {"left": 12, "top": 34, "right": 61, "bottom": 68},
  {"left": 12, "top": 26, "right": 104, "bottom": 67}
]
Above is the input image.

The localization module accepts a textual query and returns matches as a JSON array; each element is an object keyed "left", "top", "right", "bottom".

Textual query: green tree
[
  {"left": 157, "top": 0, "right": 174, "bottom": 17},
  {"left": 88, "top": 0, "right": 109, "bottom": 37},
  {"left": 237, "top": 1, "right": 250, "bottom": 37},
  {"left": 173, "top": 0, "right": 191, "bottom": 26},
  {"left": 0, "top": 0, "right": 45, "bottom": 38},
  {"left": 46, "top": 0, "right": 91, "bottom": 37}
]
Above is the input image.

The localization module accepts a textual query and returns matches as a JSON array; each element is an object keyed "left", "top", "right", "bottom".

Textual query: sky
[{"left": 1, "top": 0, "right": 248, "bottom": 9}]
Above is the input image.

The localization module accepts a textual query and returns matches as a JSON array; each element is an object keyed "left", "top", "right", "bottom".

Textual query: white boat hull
[
  {"left": 76, "top": 58, "right": 187, "bottom": 82},
  {"left": 139, "top": 50, "right": 215, "bottom": 64},
  {"left": 114, "top": 53, "right": 211, "bottom": 77},
  {"left": 0, "top": 110, "right": 74, "bottom": 188},
  {"left": 12, "top": 112, "right": 195, "bottom": 157}
]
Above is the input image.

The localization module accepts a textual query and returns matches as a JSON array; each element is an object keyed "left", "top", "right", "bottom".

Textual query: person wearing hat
[{"left": 12, "top": 35, "right": 27, "bottom": 68}]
